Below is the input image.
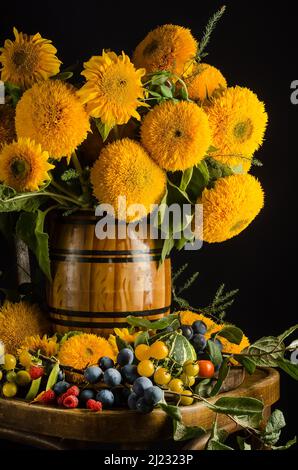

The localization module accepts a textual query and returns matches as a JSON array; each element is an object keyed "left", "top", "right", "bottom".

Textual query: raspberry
[
  {"left": 29, "top": 365, "right": 44, "bottom": 380},
  {"left": 39, "top": 389, "right": 56, "bottom": 404},
  {"left": 64, "top": 385, "right": 80, "bottom": 397},
  {"left": 63, "top": 395, "right": 79, "bottom": 409},
  {"left": 86, "top": 399, "right": 103, "bottom": 411}
]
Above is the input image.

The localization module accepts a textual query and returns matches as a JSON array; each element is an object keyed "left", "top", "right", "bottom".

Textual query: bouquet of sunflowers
[{"left": 0, "top": 7, "right": 268, "bottom": 278}]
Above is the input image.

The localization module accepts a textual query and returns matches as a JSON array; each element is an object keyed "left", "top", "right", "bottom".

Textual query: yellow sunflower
[
  {"left": 19, "top": 334, "right": 59, "bottom": 357},
  {"left": 77, "top": 51, "right": 147, "bottom": 127},
  {"left": 58, "top": 333, "right": 116, "bottom": 370},
  {"left": 133, "top": 24, "right": 197, "bottom": 76},
  {"left": 0, "top": 301, "right": 50, "bottom": 355},
  {"left": 184, "top": 63, "right": 227, "bottom": 102},
  {"left": 0, "top": 104, "right": 16, "bottom": 147},
  {"left": 197, "top": 173, "right": 264, "bottom": 243},
  {"left": 0, "top": 137, "right": 54, "bottom": 192},
  {"left": 15, "top": 80, "right": 90, "bottom": 160},
  {"left": 141, "top": 101, "right": 211, "bottom": 171},
  {"left": 90, "top": 138, "right": 166, "bottom": 221},
  {"left": 206, "top": 86, "right": 268, "bottom": 172},
  {"left": 114, "top": 328, "right": 141, "bottom": 344},
  {"left": 0, "top": 27, "right": 61, "bottom": 89}
]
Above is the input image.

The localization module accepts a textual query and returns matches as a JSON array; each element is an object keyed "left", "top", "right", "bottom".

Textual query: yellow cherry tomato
[
  {"left": 19, "top": 350, "right": 32, "bottom": 368},
  {"left": 16, "top": 370, "right": 31, "bottom": 386},
  {"left": 137, "top": 359, "right": 155, "bottom": 377},
  {"left": 180, "top": 373, "right": 195, "bottom": 387},
  {"left": 154, "top": 367, "right": 171, "bottom": 386},
  {"left": 149, "top": 341, "right": 169, "bottom": 360},
  {"left": 183, "top": 360, "right": 199, "bottom": 377},
  {"left": 135, "top": 344, "right": 151, "bottom": 361},
  {"left": 180, "top": 390, "right": 194, "bottom": 406},
  {"left": 2, "top": 382, "right": 18, "bottom": 398},
  {"left": 0, "top": 371, "right": 3, "bottom": 381},
  {"left": 6, "top": 371, "right": 17, "bottom": 383},
  {"left": 169, "top": 378, "right": 184, "bottom": 393},
  {"left": 4, "top": 354, "right": 17, "bottom": 371}
]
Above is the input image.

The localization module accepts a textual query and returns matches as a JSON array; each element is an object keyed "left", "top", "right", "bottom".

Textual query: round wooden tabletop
[{"left": 0, "top": 368, "right": 280, "bottom": 449}]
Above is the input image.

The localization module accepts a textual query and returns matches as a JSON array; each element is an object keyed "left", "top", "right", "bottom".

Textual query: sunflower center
[
  {"left": 233, "top": 119, "right": 253, "bottom": 142},
  {"left": 230, "top": 219, "right": 249, "bottom": 232},
  {"left": 119, "top": 79, "right": 127, "bottom": 87},
  {"left": 174, "top": 129, "right": 183, "bottom": 137},
  {"left": 12, "top": 50, "right": 27, "bottom": 66},
  {"left": 143, "top": 40, "right": 159, "bottom": 56},
  {"left": 10, "top": 158, "right": 30, "bottom": 179},
  {"left": 85, "top": 347, "right": 94, "bottom": 357}
]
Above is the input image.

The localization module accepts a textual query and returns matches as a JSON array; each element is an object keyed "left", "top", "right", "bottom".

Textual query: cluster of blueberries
[
  {"left": 181, "top": 320, "right": 223, "bottom": 357},
  {"left": 53, "top": 348, "right": 162, "bottom": 412}
]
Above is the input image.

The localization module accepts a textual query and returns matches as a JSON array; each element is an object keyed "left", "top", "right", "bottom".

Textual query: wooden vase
[{"left": 46, "top": 211, "right": 172, "bottom": 337}]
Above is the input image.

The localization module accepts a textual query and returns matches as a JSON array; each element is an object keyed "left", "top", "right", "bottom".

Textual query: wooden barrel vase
[{"left": 46, "top": 211, "right": 172, "bottom": 336}]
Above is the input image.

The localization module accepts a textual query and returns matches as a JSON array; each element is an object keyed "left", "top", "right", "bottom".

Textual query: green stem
[
  {"left": 50, "top": 179, "right": 79, "bottom": 199},
  {"left": 71, "top": 151, "right": 89, "bottom": 197},
  {"left": 2, "top": 190, "right": 85, "bottom": 207}
]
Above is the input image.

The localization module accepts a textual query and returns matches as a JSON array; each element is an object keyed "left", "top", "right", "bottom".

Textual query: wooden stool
[{"left": 0, "top": 368, "right": 279, "bottom": 450}]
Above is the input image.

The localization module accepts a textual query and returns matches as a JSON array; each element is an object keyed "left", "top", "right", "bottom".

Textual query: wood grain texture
[
  {"left": 0, "top": 369, "right": 280, "bottom": 446},
  {"left": 46, "top": 212, "right": 172, "bottom": 336}
]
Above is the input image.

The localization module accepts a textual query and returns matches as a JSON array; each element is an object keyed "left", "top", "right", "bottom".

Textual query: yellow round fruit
[
  {"left": 137, "top": 359, "right": 155, "bottom": 377},
  {"left": 2, "top": 382, "right": 18, "bottom": 398},
  {"left": 0, "top": 371, "right": 3, "bottom": 381},
  {"left": 180, "top": 373, "right": 195, "bottom": 387},
  {"left": 154, "top": 367, "right": 171, "bottom": 386},
  {"left": 4, "top": 354, "right": 17, "bottom": 371},
  {"left": 149, "top": 341, "right": 169, "bottom": 360},
  {"left": 16, "top": 370, "right": 31, "bottom": 386},
  {"left": 19, "top": 350, "right": 33, "bottom": 368},
  {"left": 169, "top": 378, "right": 184, "bottom": 393},
  {"left": 180, "top": 390, "right": 194, "bottom": 406},
  {"left": 183, "top": 360, "right": 199, "bottom": 377},
  {"left": 135, "top": 344, "right": 151, "bottom": 361}
]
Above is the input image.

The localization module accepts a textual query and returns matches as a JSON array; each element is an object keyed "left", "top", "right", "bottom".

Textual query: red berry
[
  {"left": 64, "top": 385, "right": 80, "bottom": 397},
  {"left": 29, "top": 365, "right": 44, "bottom": 380},
  {"left": 63, "top": 395, "right": 79, "bottom": 409},
  {"left": 40, "top": 389, "right": 56, "bottom": 403},
  {"left": 86, "top": 399, "right": 103, "bottom": 411}
]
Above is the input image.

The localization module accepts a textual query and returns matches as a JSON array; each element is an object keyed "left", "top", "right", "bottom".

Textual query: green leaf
[
  {"left": 52, "top": 71, "right": 73, "bottom": 81},
  {"left": 247, "top": 336, "right": 285, "bottom": 367},
  {"left": 209, "top": 358, "right": 229, "bottom": 397},
  {"left": 0, "top": 185, "right": 44, "bottom": 212},
  {"left": 207, "top": 340, "right": 223, "bottom": 366},
  {"left": 217, "top": 326, "right": 243, "bottom": 345},
  {"left": 94, "top": 118, "right": 113, "bottom": 142},
  {"left": 237, "top": 436, "right": 252, "bottom": 450},
  {"left": 116, "top": 336, "right": 132, "bottom": 351},
  {"left": 60, "top": 330, "right": 83, "bottom": 345},
  {"left": 134, "top": 331, "right": 150, "bottom": 347},
  {"left": 16, "top": 210, "right": 51, "bottom": 280},
  {"left": 186, "top": 161, "right": 209, "bottom": 202},
  {"left": 272, "top": 437, "right": 297, "bottom": 450},
  {"left": 167, "top": 179, "right": 192, "bottom": 205},
  {"left": 127, "top": 314, "right": 179, "bottom": 332},
  {"left": 210, "top": 396, "right": 264, "bottom": 416},
  {"left": 234, "top": 355, "right": 256, "bottom": 375},
  {"left": 194, "top": 379, "right": 212, "bottom": 397},
  {"left": 25, "top": 378, "right": 42, "bottom": 401},
  {"left": 159, "top": 403, "right": 182, "bottom": 422},
  {"left": 233, "top": 413, "right": 263, "bottom": 430},
  {"left": 277, "top": 358, "right": 298, "bottom": 380},
  {"left": 160, "top": 85, "right": 173, "bottom": 98},
  {"left": 46, "top": 362, "right": 60, "bottom": 391},
  {"left": 180, "top": 167, "right": 193, "bottom": 191},
  {"left": 278, "top": 324, "right": 298, "bottom": 343},
  {"left": 173, "top": 420, "right": 206, "bottom": 441},
  {"left": 5, "top": 82, "right": 22, "bottom": 106},
  {"left": 207, "top": 439, "right": 234, "bottom": 450},
  {"left": 160, "top": 236, "right": 174, "bottom": 265},
  {"left": 149, "top": 73, "right": 171, "bottom": 86}
]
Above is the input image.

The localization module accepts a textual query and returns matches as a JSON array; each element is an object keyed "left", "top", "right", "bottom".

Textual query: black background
[{"left": 0, "top": 0, "right": 297, "bottom": 448}]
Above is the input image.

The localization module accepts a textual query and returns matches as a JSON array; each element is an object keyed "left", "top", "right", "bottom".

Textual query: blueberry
[
  {"left": 103, "top": 368, "right": 122, "bottom": 387},
  {"left": 117, "top": 348, "right": 134, "bottom": 366},
  {"left": 193, "top": 333, "right": 207, "bottom": 351},
  {"left": 121, "top": 364, "right": 139, "bottom": 384},
  {"left": 99, "top": 356, "right": 114, "bottom": 370},
  {"left": 53, "top": 380, "right": 70, "bottom": 395},
  {"left": 96, "top": 389, "right": 114, "bottom": 407},
  {"left": 144, "top": 386, "right": 163, "bottom": 405},
  {"left": 84, "top": 366, "right": 103, "bottom": 384},
  {"left": 57, "top": 369, "right": 65, "bottom": 382},
  {"left": 192, "top": 320, "right": 207, "bottom": 335},
  {"left": 181, "top": 325, "right": 193, "bottom": 340},
  {"left": 136, "top": 396, "right": 154, "bottom": 414},
  {"left": 79, "top": 389, "right": 95, "bottom": 404},
  {"left": 127, "top": 392, "right": 138, "bottom": 410},
  {"left": 132, "top": 377, "right": 153, "bottom": 396}
]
